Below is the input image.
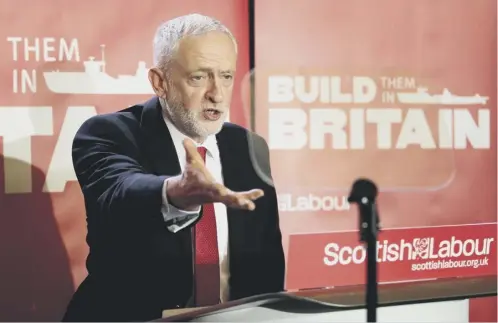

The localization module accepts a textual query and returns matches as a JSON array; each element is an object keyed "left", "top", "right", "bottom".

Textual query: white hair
[{"left": 152, "top": 13, "right": 238, "bottom": 69}]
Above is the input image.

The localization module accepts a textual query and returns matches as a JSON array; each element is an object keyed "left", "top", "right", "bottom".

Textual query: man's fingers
[
  {"left": 235, "top": 195, "right": 257, "bottom": 211},
  {"left": 235, "top": 199, "right": 256, "bottom": 211},
  {"left": 230, "top": 190, "right": 264, "bottom": 210},
  {"left": 225, "top": 193, "right": 254, "bottom": 210},
  {"left": 217, "top": 189, "right": 262, "bottom": 211},
  {"left": 241, "top": 189, "right": 264, "bottom": 200},
  {"left": 204, "top": 183, "right": 264, "bottom": 210}
]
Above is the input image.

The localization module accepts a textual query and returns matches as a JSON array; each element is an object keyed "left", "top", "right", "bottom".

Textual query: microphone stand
[{"left": 348, "top": 181, "right": 381, "bottom": 322}]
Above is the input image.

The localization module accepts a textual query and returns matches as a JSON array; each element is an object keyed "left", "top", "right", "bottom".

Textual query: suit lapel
[{"left": 139, "top": 97, "right": 181, "bottom": 176}]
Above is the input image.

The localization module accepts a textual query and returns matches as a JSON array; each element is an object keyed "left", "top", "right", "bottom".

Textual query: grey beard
[{"left": 159, "top": 97, "right": 209, "bottom": 141}]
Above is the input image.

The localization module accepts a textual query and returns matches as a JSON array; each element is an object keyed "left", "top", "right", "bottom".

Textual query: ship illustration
[
  {"left": 43, "top": 45, "right": 154, "bottom": 95},
  {"left": 396, "top": 87, "right": 488, "bottom": 105}
]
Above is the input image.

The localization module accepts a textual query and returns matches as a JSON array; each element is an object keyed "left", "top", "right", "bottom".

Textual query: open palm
[{"left": 174, "top": 138, "right": 264, "bottom": 210}]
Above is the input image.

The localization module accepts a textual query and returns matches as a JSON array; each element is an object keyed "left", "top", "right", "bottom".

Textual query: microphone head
[{"left": 347, "top": 178, "right": 378, "bottom": 203}]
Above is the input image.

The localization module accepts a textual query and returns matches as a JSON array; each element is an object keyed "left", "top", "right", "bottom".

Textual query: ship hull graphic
[
  {"left": 43, "top": 70, "right": 155, "bottom": 94},
  {"left": 397, "top": 88, "right": 488, "bottom": 105},
  {"left": 43, "top": 44, "right": 154, "bottom": 95}
]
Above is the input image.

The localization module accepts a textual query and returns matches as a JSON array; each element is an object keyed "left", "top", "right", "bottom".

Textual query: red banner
[
  {"left": 0, "top": 1, "right": 249, "bottom": 321},
  {"left": 286, "top": 223, "right": 497, "bottom": 289}
]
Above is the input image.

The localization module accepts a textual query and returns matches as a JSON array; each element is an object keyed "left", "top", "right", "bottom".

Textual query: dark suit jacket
[{"left": 62, "top": 97, "right": 285, "bottom": 322}]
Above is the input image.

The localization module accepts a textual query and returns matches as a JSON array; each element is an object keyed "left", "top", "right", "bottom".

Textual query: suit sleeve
[
  {"left": 72, "top": 115, "right": 197, "bottom": 226},
  {"left": 252, "top": 133, "right": 286, "bottom": 292}
]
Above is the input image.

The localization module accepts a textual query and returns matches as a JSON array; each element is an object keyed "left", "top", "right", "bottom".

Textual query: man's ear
[{"left": 148, "top": 67, "right": 168, "bottom": 97}]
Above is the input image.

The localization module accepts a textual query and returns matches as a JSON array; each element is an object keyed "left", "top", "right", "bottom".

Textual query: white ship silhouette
[
  {"left": 396, "top": 87, "right": 488, "bottom": 105},
  {"left": 43, "top": 45, "right": 154, "bottom": 95}
]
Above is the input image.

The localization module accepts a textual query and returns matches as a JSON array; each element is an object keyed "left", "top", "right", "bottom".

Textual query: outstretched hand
[{"left": 167, "top": 138, "right": 264, "bottom": 211}]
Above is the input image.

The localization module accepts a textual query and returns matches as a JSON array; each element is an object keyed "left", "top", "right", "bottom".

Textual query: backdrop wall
[{"left": 0, "top": 0, "right": 495, "bottom": 321}]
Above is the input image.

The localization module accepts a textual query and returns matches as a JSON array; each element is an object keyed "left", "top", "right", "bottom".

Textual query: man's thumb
[{"left": 183, "top": 138, "right": 201, "bottom": 164}]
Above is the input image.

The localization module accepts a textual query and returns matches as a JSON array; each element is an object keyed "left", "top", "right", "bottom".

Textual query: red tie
[{"left": 194, "top": 146, "right": 220, "bottom": 306}]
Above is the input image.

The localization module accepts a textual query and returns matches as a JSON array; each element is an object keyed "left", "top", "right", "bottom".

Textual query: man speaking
[{"left": 62, "top": 14, "right": 285, "bottom": 322}]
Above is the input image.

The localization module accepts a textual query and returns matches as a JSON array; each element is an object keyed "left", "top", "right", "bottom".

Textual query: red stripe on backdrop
[{"left": 0, "top": 1, "right": 249, "bottom": 320}]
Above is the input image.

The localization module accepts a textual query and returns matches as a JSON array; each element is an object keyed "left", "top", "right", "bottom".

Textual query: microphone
[
  {"left": 348, "top": 178, "right": 380, "bottom": 241},
  {"left": 347, "top": 178, "right": 378, "bottom": 202},
  {"left": 348, "top": 178, "right": 380, "bottom": 322}
]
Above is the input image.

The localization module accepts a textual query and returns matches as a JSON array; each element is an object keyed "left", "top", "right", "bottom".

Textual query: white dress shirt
[{"left": 160, "top": 117, "right": 230, "bottom": 303}]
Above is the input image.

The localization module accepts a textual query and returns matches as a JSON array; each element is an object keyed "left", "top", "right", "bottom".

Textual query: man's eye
[
  {"left": 191, "top": 75, "right": 204, "bottom": 81},
  {"left": 223, "top": 75, "right": 233, "bottom": 80}
]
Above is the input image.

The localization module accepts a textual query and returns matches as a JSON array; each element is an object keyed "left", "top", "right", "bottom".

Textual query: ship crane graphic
[{"left": 43, "top": 44, "right": 154, "bottom": 95}]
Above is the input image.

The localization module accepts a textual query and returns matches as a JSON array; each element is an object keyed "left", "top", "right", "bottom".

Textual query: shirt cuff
[{"left": 161, "top": 176, "right": 201, "bottom": 233}]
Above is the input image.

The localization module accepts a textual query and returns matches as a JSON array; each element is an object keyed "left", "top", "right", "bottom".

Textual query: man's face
[{"left": 150, "top": 31, "right": 237, "bottom": 142}]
